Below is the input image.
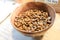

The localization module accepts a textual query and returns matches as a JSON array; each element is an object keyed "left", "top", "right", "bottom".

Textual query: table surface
[
  {"left": 0, "top": 1, "right": 60, "bottom": 40},
  {"left": 0, "top": 12, "right": 60, "bottom": 40}
]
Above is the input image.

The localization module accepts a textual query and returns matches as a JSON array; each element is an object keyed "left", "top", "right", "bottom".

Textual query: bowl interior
[{"left": 11, "top": 2, "right": 55, "bottom": 34}]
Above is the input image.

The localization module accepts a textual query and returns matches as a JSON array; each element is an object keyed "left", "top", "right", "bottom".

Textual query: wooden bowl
[{"left": 11, "top": 2, "right": 55, "bottom": 37}]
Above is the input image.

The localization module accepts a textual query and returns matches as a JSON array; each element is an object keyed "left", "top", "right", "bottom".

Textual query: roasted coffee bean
[{"left": 14, "top": 9, "right": 51, "bottom": 32}]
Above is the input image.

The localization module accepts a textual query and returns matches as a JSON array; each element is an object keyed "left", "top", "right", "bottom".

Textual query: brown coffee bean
[
  {"left": 19, "top": 27, "right": 23, "bottom": 30},
  {"left": 14, "top": 9, "right": 51, "bottom": 32}
]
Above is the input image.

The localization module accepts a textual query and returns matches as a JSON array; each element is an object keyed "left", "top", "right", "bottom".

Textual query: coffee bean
[{"left": 14, "top": 9, "right": 51, "bottom": 32}]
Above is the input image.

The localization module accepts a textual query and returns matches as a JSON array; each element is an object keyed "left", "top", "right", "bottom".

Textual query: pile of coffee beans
[{"left": 14, "top": 9, "right": 51, "bottom": 32}]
